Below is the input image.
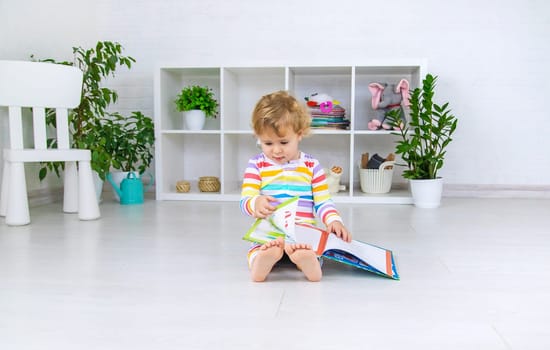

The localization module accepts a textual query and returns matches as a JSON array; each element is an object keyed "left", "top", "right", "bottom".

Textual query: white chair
[{"left": 0, "top": 60, "right": 100, "bottom": 226}]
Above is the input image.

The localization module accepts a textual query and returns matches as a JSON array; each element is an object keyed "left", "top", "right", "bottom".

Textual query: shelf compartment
[
  {"left": 157, "top": 67, "right": 221, "bottom": 130},
  {"left": 222, "top": 133, "right": 260, "bottom": 196},
  {"left": 222, "top": 67, "right": 286, "bottom": 130},
  {"left": 288, "top": 67, "right": 353, "bottom": 128},
  {"left": 353, "top": 133, "right": 407, "bottom": 193},
  {"left": 301, "top": 133, "right": 352, "bottom": 196},
  {"left": 354, "top": 65, "right": 423, "bottom": 131},
  {"left": 158, "top": 133, "right": 221, "bottom": 198}
]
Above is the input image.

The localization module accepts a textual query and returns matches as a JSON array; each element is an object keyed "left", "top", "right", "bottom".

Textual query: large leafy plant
[
  {"left": 174, "top": 85, "right": 218, "bottom": 118},
  {"left": 387, "top": 74, "right": 458, "bottom": 179},
  {"left": 107, "top": 111, "right": 155, "bottom": 173},
  {"left": 34, "top": 41, "right": 145, "bottom": 181}
]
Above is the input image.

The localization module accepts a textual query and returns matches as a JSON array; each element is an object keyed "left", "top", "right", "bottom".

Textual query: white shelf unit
[{"left": 154, "top": 62, "right": 426, "bottom": 203}]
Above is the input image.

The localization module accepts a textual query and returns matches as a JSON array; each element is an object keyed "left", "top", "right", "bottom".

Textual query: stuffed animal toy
[
  {"left": 305, "top": 93, "right": 340, "bottom": 114},
  {"left": 367, "top": 79, "right": 410, "bottom": 130},
  {"left": 325, "top": 166, "right": 345, "bottom": 194}
]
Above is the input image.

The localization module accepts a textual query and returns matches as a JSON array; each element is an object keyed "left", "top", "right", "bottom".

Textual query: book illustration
[
  {"left": 243, "top": 197, "right": 399, "bottom": 280},
  {"left": 268, "top": 196, "right": 298, "bottom": 242}
]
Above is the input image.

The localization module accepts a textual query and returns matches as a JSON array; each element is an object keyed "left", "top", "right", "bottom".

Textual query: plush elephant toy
[{"left": 367, "top": 79, "right": 410, "bottom": 130}]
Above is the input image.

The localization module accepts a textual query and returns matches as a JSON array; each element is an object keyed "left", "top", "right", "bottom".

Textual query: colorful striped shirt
[{"left": 240, "top": 152, "right": 342, "bottom": 226}]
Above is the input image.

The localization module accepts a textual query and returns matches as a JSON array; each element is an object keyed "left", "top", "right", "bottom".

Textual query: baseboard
[
  {"left": 28, "top": 187, "right": 64, "bottom": 207},
  {"left": 443, "top": 184, "right": 550, "bottom": 199},
  {"left": 27, "top": 184, "right": 158, "bottom": 207},
  {"left": 27, "top": 184, "right": 549, "bottom": 206}
]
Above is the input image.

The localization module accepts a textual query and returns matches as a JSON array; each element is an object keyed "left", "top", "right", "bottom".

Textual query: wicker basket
[
  {"left": 198, "top": 176, "right": 220, "bottom": 192},
  {"left": 175, "top": 180, "right": 190, "bottom": 193},
  {"left": 359, "top": 161, "right": 395, "bottom": 194}
]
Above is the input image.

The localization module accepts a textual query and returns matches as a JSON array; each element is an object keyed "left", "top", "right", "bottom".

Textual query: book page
[{"left": 294, "top": 224, "right": 390, "bottom": 276}]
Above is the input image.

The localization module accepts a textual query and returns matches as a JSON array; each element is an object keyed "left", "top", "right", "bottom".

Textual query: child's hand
[
  {"left": 254, "top": 195, "right": 277, "bottom": 219},
  {"left": 327, "top": 221, "right": 352, "bottom": 242}
]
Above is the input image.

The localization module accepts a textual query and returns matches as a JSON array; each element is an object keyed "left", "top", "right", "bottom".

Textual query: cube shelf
[{"left": 154, "top": 62, "right": 426, "bottom": 203}]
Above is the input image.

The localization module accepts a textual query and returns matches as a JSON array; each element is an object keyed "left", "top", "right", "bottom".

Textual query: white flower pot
[
  {"left": 184, "top": 110, "right": 206, "bottom": 130},
  {"left": 409, "top": 178, "right": 443, "bottom": 208}
]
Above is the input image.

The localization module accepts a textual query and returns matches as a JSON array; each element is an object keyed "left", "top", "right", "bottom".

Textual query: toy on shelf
[
  {"left": 325, "top": 165, "right": 346, "bottom": 194},
  {"left": 305, "top": 93, "right": 350, "bottom": 130},
  {"left": 367, "top": 79, "right": 410, "bottom": 130}
]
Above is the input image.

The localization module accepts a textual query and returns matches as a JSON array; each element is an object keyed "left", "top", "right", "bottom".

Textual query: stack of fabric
[{"left": 305, "top": 93, "right": 350, "bottom": 130}]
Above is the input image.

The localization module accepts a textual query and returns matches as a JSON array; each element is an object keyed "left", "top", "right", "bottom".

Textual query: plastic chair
[{"left": 0, "top": 60, "right": 100, "bottom": 226}]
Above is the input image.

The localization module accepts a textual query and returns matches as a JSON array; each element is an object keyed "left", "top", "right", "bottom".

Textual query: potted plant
[
  {"left": 105, "top": 111, "right": 155, "bottom": 201},
  {"left": 387, "top": 73, "right": 458, "bottom": 208},
  {"left": 174, "top": 85, "right": 218, "bottom": 130}
]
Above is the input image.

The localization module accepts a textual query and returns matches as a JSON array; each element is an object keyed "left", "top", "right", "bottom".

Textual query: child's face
[{"left": 257, "top": 127, "right": 302, "bottom": 165}]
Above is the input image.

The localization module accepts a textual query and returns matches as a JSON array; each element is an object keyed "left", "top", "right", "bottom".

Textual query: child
[{"left": 240, "top": 91, "right": 352, "bottom": 282}]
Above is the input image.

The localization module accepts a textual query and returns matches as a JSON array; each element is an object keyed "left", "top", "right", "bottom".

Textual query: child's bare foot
[
  {"left": 250, "top": 238, "right": 284, "bottom": 282},
  {"left": 284, "top": 243, "right": 322, "bottom": 282}
]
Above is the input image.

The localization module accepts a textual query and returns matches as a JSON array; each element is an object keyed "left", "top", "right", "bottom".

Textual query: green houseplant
[
  {"left": 387, "top": 73, "right": 458, "bottom": 207},
  {"left": 104, "top": 111, "right": 155, "bottom": 202},
  {"left": 34, "top": 41, "right": 154, "bottom": 181},
  {"left": 175, "top": 85, "right": 218, "bottom": 130},
  {"left": 107, "top": 111, "right": 155, "bottom": 174}
]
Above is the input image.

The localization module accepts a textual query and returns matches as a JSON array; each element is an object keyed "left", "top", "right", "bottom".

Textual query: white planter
[
  {"left": 184, "top": 110, "right": 206, "bottom": 130},
  {"left": 409, "top": 178, "right": 443, "bottom": 208}
]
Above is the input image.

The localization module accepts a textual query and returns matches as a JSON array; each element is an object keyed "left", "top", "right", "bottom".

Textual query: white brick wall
[{"left": 1, "top": 0, "right": 549, "bottom": 193}]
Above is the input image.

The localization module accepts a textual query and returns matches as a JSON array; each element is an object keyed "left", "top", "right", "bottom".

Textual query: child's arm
[
  {"left": 240, "top": 156, "right": 276, "bottom": 218},
  {"left": 310, "top": 162, "right": 352, "bottom": 241}
]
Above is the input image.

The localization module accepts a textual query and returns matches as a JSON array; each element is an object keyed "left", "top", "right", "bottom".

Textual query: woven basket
[
  {"left": 175, "top": 180, "right": 190, "bottom": 193},
  {"left": 359, "top": 161, "right": 395, "bottom": 194},
  {"left": 198, "top": 176, "right": 220, "bottom": 192}
]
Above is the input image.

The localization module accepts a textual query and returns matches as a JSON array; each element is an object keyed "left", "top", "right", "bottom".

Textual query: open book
[{"left": 243, "top": 197, "right": 399, "bottom": 280}]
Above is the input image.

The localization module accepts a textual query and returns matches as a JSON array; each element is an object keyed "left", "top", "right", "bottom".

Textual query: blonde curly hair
[{"left": 251, "top": 90, "right": 311, "bottom": 137}]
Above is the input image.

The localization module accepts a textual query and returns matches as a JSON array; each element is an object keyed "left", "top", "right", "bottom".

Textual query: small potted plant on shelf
[
  {"left": 174, "top": 85, "right": 218, "bottom": 130},
  {"left": 386, "top": 73, "right": 458, "bottom": 208}
]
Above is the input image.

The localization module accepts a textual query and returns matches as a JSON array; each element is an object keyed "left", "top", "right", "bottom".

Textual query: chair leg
[
  {"left": 77, "top": 160, "right": 100, "bottom": 221},
  {"left": 0, "top": 160, "right": 9, "bottom": 217},
  {"left": 63, "top": 161, "right": 79, "bottom": 213},
  {"left": 5, "top": 161, "right": 30, "bottom": 226}
]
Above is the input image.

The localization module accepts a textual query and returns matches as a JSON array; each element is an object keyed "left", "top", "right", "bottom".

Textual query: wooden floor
[{"left": 1, "top": 196, "right": 549, "bottom": 350}]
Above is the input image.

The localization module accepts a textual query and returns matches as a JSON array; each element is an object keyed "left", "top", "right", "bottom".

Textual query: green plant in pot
[
  {"left": 107, "top": 111, "right": 155, "bottom": 174},
  {"left": 34, "top": 41, "right": 136, "bottom": 183},
  {"left": 386, "top": 73, "right": 458, "bottom": 208},
  {"left": 174, "top": 85, "right": 218, "bottom": 130},
  {"left": 105, "top": 111, "right": 155, "bottom": 202}
]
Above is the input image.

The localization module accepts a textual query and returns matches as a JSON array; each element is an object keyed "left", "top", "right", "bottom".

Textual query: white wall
[{"left": 1, "top": 0, "right": 549, "bottom": 190}]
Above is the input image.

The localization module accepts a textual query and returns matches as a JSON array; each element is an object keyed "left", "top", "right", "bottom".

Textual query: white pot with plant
[
  {"left": 387, "top": 74, "right": 458, "bottom": 208},
  {"left": 174, "top": 85, "right": 218, "bottom": 130}
]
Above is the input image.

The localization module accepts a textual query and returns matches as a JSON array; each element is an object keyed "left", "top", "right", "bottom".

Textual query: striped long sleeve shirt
[{"left": 240, "top": 152, "right": 342, "bottom": 227}]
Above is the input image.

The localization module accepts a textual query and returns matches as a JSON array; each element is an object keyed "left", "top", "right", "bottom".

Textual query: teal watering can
[{"left": 106, "top": 172, "right": 154, "bottom": 205}]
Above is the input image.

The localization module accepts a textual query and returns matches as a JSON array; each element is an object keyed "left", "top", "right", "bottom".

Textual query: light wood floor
[{"left": 1, "top": 196, "right": 549, "bottom": 350}]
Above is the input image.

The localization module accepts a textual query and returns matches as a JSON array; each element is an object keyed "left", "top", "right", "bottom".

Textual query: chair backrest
[
  {"left": 0, "top": 60, "right": 83, "bottom": 150},
  {"left": 0, "top": 60, "right": 83, "bottom": 108}
]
